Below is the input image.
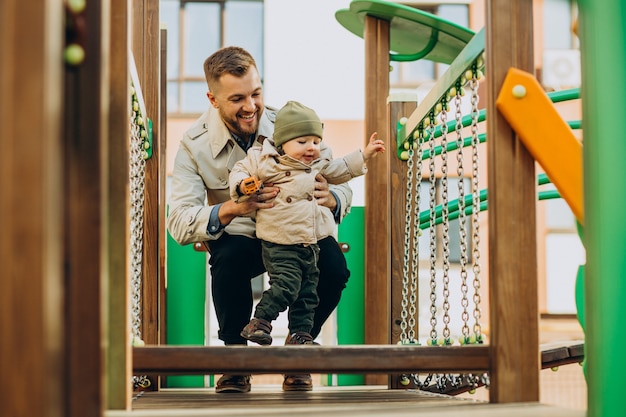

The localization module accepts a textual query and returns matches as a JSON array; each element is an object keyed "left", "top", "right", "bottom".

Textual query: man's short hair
[{"left": 203, "top": 46, "right": 257, "bottom": 91}]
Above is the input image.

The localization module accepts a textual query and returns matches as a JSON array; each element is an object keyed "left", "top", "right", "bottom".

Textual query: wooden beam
[
  {"left": 140, "top": 0, "right": 162, "bottom": 350},
  {"left": 133, "top": 345, "right": 490, "bottom": 375},
  {"left": 363, "top": 14, "right": 391, "bottom": 386},
  {"left": 63, "top": 0, "right": 109, "bottom": 415},
  {"left": 389, "top": 97, "right": 418, "bottom": 346},
  {"left": 0, "top": 1, "right": 65, "bottom": 416},
  {"left": 486, "top": 0, "right": 539, "bottom": 403},
  {"left": 131, "top": 0, "right": 162, "bottom": 390},
  {"left": 106, "top": 0, "right": 131, "bottom": 410},
  {"left": 131, "top": 0, "right": 161, "bottom": 349},
  {"left": 388, "top": 97, "right": 418, "bottom": 389},
  {"left": 159, "top": 26, "right": 168, "bottom": 348}
]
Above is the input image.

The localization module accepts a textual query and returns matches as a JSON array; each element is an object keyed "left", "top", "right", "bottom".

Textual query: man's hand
[
  {"left": 314, "top": 174, "right": 337, "bottom": 211},
  {"left": 219, "top": 185, "right": 278, "bottom": 225}
]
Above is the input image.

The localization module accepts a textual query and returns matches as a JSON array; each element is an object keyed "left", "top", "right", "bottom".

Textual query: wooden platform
[{"left": 104, "top": 386, "right": 585, "bottom": 417}]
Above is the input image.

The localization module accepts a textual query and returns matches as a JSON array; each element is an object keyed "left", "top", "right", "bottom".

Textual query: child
[{"left": 229, "top": 100, "right": 385, "bottom": 346}]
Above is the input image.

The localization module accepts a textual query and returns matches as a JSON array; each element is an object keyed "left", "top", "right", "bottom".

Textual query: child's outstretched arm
[{"left": 363, "top": 132, "right": 385, "bottom": 161}]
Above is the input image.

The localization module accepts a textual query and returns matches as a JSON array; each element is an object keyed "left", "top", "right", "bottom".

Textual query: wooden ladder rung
[
  {"left": 540, "top": 340, "right": 585, "bottom": 369},
  {"left": 133, "top": 345, "right": 490, "bottom": 375}
]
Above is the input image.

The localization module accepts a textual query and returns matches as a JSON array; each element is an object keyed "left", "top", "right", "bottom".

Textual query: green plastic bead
[
  {"left": 67, "top": 0, "right": 86, "bottom": 13},
  {"left": 64, "top": 44, "right": 85, "bottom": 66}
]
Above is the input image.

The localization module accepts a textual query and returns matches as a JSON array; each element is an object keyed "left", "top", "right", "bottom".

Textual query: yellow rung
[{"left": 496, "top": 67, "right": 584, "bottom": 224}]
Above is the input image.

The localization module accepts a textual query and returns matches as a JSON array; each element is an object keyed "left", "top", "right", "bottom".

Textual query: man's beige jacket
[{"left": 167, "top": 105, "right": 353, "bottom": 246}]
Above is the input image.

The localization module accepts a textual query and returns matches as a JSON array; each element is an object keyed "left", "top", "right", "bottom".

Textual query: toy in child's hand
[{"left": 241, "top": 176, "right": 263, "bottom": 195}]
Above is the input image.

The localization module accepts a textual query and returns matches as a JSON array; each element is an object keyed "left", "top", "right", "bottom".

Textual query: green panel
[
  {"left": 336, "top": 206, "right": 365, "bottom": 386},
  {"left": 578, "top": 1, "right": 626, "bottom": 416},
  {"left": 397, "top": 27, "right": 485, "bottom": 146},
  {"left": 335, "top": 0, "right": 474, "bottom": 64},
  {"left": 165, "top": 231, "right": 207, "bottom": 388}
]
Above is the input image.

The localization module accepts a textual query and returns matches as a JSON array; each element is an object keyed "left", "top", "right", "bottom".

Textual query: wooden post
[
  {"left": 131, "top": 0, "right": 162, "bottom": 390},
  {"left": 131, "top": 0, "right": 161, "bottom": 346},
  {"left": 107, "top": 0, "right": 131, "bottom": 409},
  {"left": 62, "top": 0, "right": 110, "bottom": 414},
  {"left": 486, "top": 0, "right": 539, "bottom": 402},
  {"left": 363, "top": 15, "right": 391, "bottom": 386},
  {"left": 0, "top": 1, "right": 65, "bottom": 416},
  {"left": 388, "top": 97, "right": 418, "bottom": 389},
  {"left": 159, "top": 26, "right": 169, "bottom": 349}
]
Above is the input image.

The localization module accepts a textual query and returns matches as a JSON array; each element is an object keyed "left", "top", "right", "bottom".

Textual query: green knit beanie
[{"left": 273, "top": 101, "right": 323, "bottom": 148}]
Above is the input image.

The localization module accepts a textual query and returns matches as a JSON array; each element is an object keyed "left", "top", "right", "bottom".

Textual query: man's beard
[{"left": 220, "top": 107, "right": 260, "bottom": 138}]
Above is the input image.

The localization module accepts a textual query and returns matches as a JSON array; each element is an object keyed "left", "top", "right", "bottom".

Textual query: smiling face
[
  {"left": 281, "top": 135, "right": 322, "bottom": 165},
  {"left": 207, "top": 67, "right": 264, "bottom": 138}
]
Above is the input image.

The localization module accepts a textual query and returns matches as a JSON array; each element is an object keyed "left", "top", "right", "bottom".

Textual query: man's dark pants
[{"left": 208, "top": 233, "right": 350, "bottom": 344}]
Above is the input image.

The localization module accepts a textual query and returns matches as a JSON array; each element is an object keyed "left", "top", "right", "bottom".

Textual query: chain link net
[
  {"left": 398, "top": 57, "right": 487, "bottom": 393},
  {"left": 400, "top": 126, "right": 424, "bottom": 345},
  {"left": 129, "top": 85, "right": 150, "bottom": 390}
]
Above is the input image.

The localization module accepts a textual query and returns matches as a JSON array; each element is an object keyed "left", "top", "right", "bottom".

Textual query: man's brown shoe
[
  {"left": 282, "top": 332, "right": 317, "bottom": 391},
  {"left": 215, "top": 374, "right": 251, "bottom": 393},
  {"left": 282, "top": 374, "right": 313, "bottom": 391}
]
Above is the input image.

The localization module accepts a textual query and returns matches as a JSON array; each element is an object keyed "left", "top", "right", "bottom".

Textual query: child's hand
[
  {"left": 363, "top": 132, "right": 385, "bottom": 161},
  {"left": 240, "top": 176, "right": 263, "bottom": 195}
]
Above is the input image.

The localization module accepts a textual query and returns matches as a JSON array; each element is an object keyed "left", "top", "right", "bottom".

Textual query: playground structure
[
  {"left": 2, "top": 0, "right": 625, "bottom": 416},
  {"left": 134, "top": 0, "right": 585, "bottom": 406}
]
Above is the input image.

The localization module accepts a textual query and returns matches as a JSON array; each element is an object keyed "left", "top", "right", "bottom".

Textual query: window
[
  {"left": 543, "top": 0, "right": 578, "bottom": 50},
  {"left": 418, "top": 177, "right": 473, "bottom": 264},
  {"left": 160, "top": 0, "right": 264, "bottom": 115},
  {"left": 541, "top": 0, "right": 580, "bottom": 90},
  {"left": 390, "top": 3, "right": 470, "bottom": 89}
]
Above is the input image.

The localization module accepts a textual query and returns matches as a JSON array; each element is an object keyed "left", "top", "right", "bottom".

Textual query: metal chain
[
  {"left": 130, "top": 86, "right": 149, "bottom": 390},
  {"left": 400, "top": 129, "right": 415, "bottom": 343},
  {"left": 413, "top": 372, "right": 490, "bottom": 394},
  {"left": 129, "top": 88, "right": 146, "bottom": 344},
  {"left": 133, "top": 375, "right": 151, "bottom": 390},
  {"left": 469, "top": 69, "right": 483, "bottom": 342},
  {"left": 439, "top": 99, "right": 451, "bottom": 343},
  {"left": 409, "top": 131, "right": 423, "bottom": 343},
  {"left": 427, "top": 115, "right": 438, "bottom": 344},
  {"left": 403, "top": 129, "right": 423, "bottom": 387},
  {"left": 455, "top": 83, "right": 470, "bottom": 343}
]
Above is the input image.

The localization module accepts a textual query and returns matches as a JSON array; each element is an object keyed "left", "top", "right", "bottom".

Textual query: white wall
[{"left": 264, "top": 1, "right": 366, "bottom": 120}]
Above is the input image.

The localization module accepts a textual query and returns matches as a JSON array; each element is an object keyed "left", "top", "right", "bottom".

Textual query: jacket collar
[{"left": 206, "top": 105, "right": 275, "bottom": 159}]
